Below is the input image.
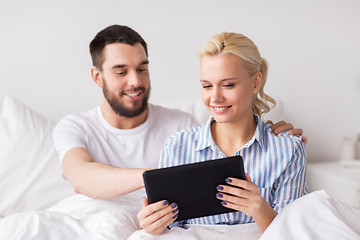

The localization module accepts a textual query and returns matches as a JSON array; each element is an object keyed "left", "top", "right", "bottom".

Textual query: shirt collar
[
  {"left": 194, "top": 117, "right": 216, "bottom": 151},
  {"left": 242, "top": 114, "right": 267, "bottom": 152},
  {"left": 194, "top": 115, "right": 268, "bottom": 152}
]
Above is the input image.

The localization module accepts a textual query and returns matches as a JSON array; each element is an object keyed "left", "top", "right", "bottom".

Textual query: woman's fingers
[
  {"left": 224, "top": 177, "right": 258, "bottom": 192},
  {"left": 217, "top": 183, "right": 250, "bottom": 199},
  {"left": 218, "top": 197, "right": 247, "bottom": 212},
  {"left": 216, "top": 176, "right": 263, "bottom": 216},
  {"left": 216, "top": 189, "right": 260, "bottom": 206},
  {"left": 142, "top": 197, "right": 149, "bottom": 207},
  {"left": 215, "top": 177, "right": 258, "bottom": 202},
  {"left": 137, "top": 200, "right": 178, "bottom": 235},
  {"left": 142, "top": 203, "right": 178, "bottom": 226},
  {"left": 138, "top": 200, "right": 168, "bottom": 219},
  {"left": 142, "top": 205, "right": 178, "bottom": 235}
]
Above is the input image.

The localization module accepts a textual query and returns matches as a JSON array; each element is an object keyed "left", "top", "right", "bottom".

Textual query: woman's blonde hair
[{"left": 199, "top": 32, "right": 276, "bottom": 117}]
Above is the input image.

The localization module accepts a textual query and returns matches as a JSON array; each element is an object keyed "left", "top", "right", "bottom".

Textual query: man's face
[{"left": 100, "top": 43, "right": 150, "bottom": 118}]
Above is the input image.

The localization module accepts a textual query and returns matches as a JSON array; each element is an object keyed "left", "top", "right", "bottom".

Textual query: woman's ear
[
  {"left": 91, "top": 66, "right": 103, "bottom": 88},
  {"left": 253, "top": 72, "right": 262, "bottom": 94}
]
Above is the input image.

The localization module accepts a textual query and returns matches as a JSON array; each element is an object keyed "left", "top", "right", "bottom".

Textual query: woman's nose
[{"left": 210, "top": 88, "right": 224, "bottom": 103}]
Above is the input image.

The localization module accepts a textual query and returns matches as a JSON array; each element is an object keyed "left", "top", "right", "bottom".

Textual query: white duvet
[
  {"left": 260, "top": 190, "right": 360, "bottom": 240},
  {"left": 0, "top": 190, "right": 359, "bottom": 240},
  {"left": 0, "top": 191, "right": 143, "bottom": 240}
]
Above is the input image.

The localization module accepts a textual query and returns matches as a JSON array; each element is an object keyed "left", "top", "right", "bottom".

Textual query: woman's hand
[
  {"left": 216, "top": 174, "right": 277, "bottom": 232},
  {"left": 137, "top": 198, "right": 178, "bottom": 235}
]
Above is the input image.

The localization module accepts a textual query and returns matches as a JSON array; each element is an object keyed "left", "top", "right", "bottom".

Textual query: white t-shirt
[{"left": 53, "top": 104, "right": 198, "bottom": 169}]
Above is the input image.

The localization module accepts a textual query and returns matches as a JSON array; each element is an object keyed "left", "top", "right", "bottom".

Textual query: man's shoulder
[{"left": 55, "top": 108, "right": 98, "bottom": 129}]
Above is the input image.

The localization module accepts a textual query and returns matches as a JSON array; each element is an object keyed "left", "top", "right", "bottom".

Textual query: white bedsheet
[{"left": 1, "top": 190, "right": 359, "bottom": 240}]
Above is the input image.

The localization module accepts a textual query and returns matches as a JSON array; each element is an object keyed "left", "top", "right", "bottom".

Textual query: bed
[{"left": 1, "top": 95, "right": 359, "bottom": 240}]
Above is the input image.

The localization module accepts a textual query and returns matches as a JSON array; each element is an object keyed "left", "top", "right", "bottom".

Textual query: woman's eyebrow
[{"left": 200, "top": 78, "right": 237, "bottom": 82}]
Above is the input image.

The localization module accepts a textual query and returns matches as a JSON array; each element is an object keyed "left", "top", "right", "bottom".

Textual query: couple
[{"left": 54, "top": 25, "right": 307, "bottom": 237}]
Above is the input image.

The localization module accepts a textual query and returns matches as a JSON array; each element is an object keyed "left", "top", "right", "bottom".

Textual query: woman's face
[{"left": 200, "top": 53, "right": 261, "bottom": 124}]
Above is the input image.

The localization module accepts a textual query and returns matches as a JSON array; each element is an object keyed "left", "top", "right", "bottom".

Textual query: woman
[{"left": 137, "top": 32, "right": 308, "bottom": 235}]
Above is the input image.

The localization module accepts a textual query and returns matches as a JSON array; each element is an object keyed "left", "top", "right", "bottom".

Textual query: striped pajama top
[{"left": 159, "top": 115, "right": 308, "bottom": 227}]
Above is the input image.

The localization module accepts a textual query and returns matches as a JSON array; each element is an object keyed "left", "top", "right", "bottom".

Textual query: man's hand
[
  {"left": 137, "top": 198, "right": 178, "bottom": 235},
  {"left": 267, "top": 120, "right": 308, "bottom": 144}
]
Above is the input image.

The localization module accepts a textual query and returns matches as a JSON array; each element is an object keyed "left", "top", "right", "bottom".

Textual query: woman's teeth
[{"left": 214, "top": 106, "right": 228, "bottom": 111}]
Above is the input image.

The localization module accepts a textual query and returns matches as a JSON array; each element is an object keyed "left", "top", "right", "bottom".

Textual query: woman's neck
[{"left": 211, "top": 113, "right": 257, "bottom": 157}]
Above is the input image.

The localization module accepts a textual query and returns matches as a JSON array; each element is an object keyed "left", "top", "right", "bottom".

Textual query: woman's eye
[
  {"left": 223, "top": 84, "right": 234, "bottom": 88},
  {"left": 116, "top": 72, "right": 126, "bottom": 75},
  {"left": 202, "top": 85, "right": 212, "bottom": 89}
]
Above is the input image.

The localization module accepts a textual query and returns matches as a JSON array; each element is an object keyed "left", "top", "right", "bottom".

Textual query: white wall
[{"left": 1, "top": 0, "right": 360, "bottom": 162}]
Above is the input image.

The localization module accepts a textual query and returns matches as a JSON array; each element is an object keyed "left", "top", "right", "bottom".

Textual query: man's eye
[
  {"left": 202, "top": 85, "right": 212, "bottom": 89},
  {"left": 137, "top": 68, "right": 147, "bottom": 72},
  {"left": 223, "top": 84, "right": 234, "bottom": 88},
  {"left": 116, "top": 72, "right": 126, "bottom": 75}
]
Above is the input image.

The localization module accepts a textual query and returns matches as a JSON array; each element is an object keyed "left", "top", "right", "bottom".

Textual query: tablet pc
[{"left": 143, "top": 155, "right": 245, "bottom": 221}]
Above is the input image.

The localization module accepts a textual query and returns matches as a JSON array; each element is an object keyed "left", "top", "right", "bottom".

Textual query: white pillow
[{"left": 0, "top": 95, "right": 74, "bottom": 217}]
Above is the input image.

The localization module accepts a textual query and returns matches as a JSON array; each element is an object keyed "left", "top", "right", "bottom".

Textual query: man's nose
[{"left": 127, "top": 70, "right": 142, "bottom": 87}]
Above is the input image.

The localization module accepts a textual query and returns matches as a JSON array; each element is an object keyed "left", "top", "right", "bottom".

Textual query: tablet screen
[{"left": 143, "top": 156, "right": 246, "bottom": 221}]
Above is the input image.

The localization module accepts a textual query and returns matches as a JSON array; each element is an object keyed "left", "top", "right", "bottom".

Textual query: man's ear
[{"left": 91, "top": 66, "right": 103, "bottom": 88}]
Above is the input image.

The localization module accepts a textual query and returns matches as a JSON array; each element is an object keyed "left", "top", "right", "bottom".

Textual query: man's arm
[{"left": 62, "top": 147, "right": 151, "bottom": 199}]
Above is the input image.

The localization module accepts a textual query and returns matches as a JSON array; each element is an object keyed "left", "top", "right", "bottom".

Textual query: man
[{"left": 53, "top": 25, "right": 304, "bottom": 201}]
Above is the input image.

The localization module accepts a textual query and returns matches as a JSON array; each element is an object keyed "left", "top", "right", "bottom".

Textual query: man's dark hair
[{"left": 89, "top": 25, "right": 148, "bottom": 70}]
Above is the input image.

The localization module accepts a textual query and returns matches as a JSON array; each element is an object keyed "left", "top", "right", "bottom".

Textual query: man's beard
[{"left": 102, "top": 79, "right": 150, "bottom": 118}]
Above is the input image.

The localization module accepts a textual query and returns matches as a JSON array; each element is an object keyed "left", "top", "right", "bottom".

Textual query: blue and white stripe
[{"left": 159, "top": 115, "right": 308, "bottom": 227}]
